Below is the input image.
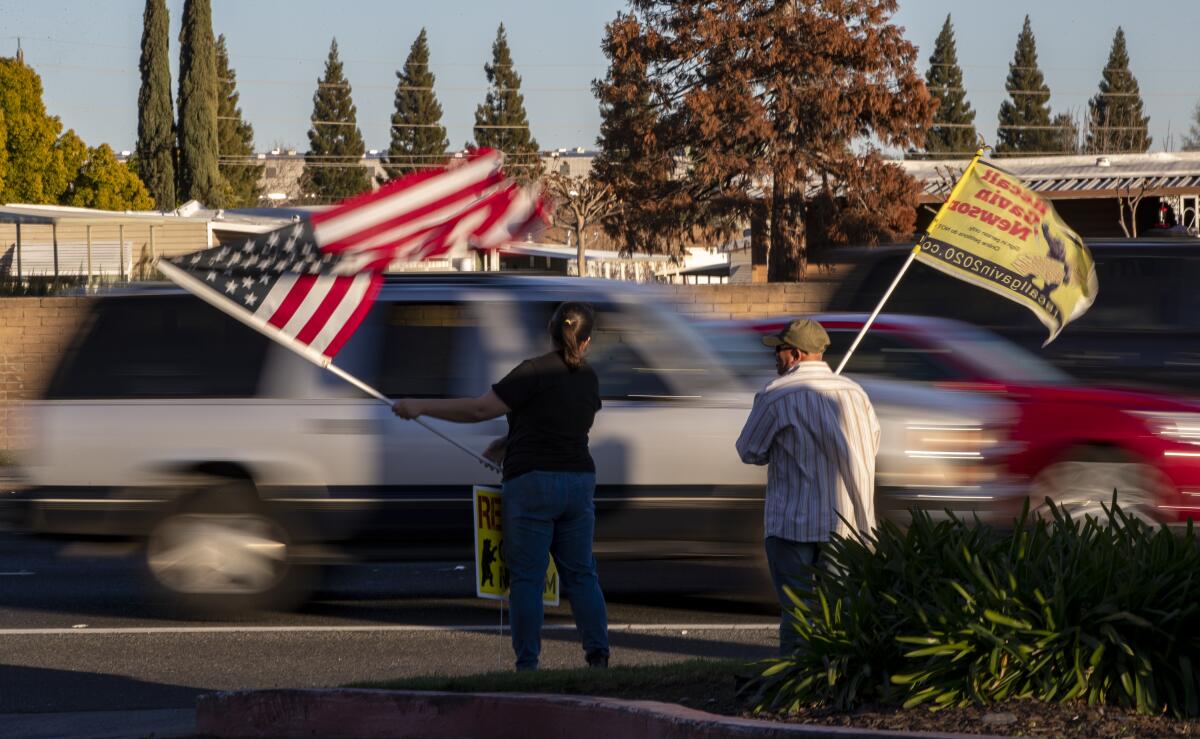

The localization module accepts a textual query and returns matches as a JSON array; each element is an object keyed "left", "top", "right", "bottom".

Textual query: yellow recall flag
[
  {"left": 473, "top": 486, "right": 559, "bottom": 606},
  {"left": 916, "top": 154, "right": 1098, "bottom": 344}
]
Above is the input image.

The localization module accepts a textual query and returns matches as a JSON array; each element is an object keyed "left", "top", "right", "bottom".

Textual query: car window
[
  {"left": 516, "top": 301, "right": 696, "bottom": 399},
  {"left": 851, "top": 251, "right": 1200, "bottom": 332},
  {"left": 46, "top": 295, "right": 270, "bottom": 399},
  {"left": 825, "top": 331, "right": 957, "bottom": 383},
  {"left": 369, "top": 301, "right": 484, "bottom": 398}
]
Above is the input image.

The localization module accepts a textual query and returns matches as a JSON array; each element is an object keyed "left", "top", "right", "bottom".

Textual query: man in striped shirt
[{"left": 736, "top": 319, "right": 880, "bottom": 656}]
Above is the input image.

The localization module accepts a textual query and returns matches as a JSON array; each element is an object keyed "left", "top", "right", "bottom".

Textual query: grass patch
[{"left": 355, "top": 659, "right": 751, "bottom": 714}]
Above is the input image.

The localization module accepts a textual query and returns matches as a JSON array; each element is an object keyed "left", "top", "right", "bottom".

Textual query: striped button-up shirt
[{"left": 736, "top": 361, "right": 881, "bottom": 543}]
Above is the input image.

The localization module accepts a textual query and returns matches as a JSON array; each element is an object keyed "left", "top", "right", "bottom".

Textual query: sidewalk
[
  {"left": 0, "top": 690, "right": 1006, "bottom": 738},
  {"left": 196, "top": 688, "right": 1000, "bottom": 739}
]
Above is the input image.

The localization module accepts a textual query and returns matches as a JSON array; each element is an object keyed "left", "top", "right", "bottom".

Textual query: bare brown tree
[
  {"left": 543, "top": 173, "right": 617, "bottom": 275},
  {"left": 1118, "top": 177, "right": 1147, "bottom": 238},
  {"left": 594, "top": 1, "right": 933, "bottom": 282}
]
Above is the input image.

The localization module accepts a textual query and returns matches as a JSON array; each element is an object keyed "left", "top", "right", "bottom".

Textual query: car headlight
[
  {"left": 1132, "top": 412, "right": 1200, "bottom": 446},
  {"left": 904, "top": 424, "right": 1000, "bottom": 460}
]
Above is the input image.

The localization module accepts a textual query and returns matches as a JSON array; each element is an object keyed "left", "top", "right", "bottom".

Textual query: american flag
[{"left": 158, "top": 149, "right": 545, "bottom": 366}]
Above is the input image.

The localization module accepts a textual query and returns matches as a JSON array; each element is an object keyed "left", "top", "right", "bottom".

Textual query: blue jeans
[
  {"left": 502, "top": 471, "right": 609, "bottom": 670},
  {"left": 765, "top": 536, "right": 821, "bottom": 657}
]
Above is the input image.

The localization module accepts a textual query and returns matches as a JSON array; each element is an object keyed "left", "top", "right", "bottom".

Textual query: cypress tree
[
  {"left": 996, "top": 16, "right": 1058, "bottom": 155},
  {"left": 382, "top": 28, "right": 448, "bottom": 181},
  {"left": 301, "top": 39, "right": 370, "bottom": 203},
  {"left": 176, "top": 0, "right": 222, "bottom": 206},
  {"left": 136, "top": 0, "right": 174, "bottom": 210},
  {"left": 215, "top": 34, "right": 262, "bottom": 206},
  {"left": 473, "top": 24, "right": 540, "bottom": 181},
  {"left": 1087, "top": 27, "right": 1151, "bottom": 153},
  {"left": 923, "top": 14, "right": 977, "bottom": 157}
]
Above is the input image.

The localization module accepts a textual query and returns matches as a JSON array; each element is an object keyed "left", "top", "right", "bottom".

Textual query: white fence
[{"left": 1, "top": 240, "right": 136, "bottom": 279}]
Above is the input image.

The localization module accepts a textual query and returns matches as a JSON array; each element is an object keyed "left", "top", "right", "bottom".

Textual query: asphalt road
[{"left": 0, "top": 530, "right": 780, "bottom": 717}]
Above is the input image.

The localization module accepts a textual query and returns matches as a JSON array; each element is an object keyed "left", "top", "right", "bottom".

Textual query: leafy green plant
[{"left": 746, "top": 500, "right": 1200, "bottom": 717}]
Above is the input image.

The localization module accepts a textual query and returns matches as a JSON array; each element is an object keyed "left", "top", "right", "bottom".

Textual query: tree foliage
[
  {"left": 64, "top": 144, "right": 156, "bottom": 211},
  {"left": 0, "top": 58, "right": 153, "bottom": 211},
  {"left": 48, "top": 129, "right": 88, "bottom": 202},
  {"left": 594, "top": 1, "right": 933, "bottom": 280},
  {"left": 382, "top": 28, "right": 448, "bottom": 181},
  {"left": 215, "top": 34, "right": 263, "bottom": 207},
  {"left": 136, "top": 0, "right": 174, "bottom": 210},
  {"left": 177, "top": 0, "right": 222, "bottom": 206},
  {"left": 1086, "top": 28, "right": 1151, "bottom": 154},
  {"left": 0, "top": 57, "right": 68, "bottom": 203},
  {"left": 923, "top": 15, "right": 977, "bottom": 157},
  {"left": 996, "top": 16, "right": 1061, "bottom": 155},
  {"left": 473, "top": 24, "right": 540, "bottom": 182},
  {"left": 301, "top": 39, "right": 371, "bottom": 203},
  {"left": 592, "top": 14, "right": 685, "bottom": 255}
]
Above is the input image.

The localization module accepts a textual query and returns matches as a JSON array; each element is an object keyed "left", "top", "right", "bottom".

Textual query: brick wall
[
  {"left": 0, "top": 298, "right": 89, "bottom": 452},
  {"left": 666, "top": 263, "right": 850, "bottom": 320}
]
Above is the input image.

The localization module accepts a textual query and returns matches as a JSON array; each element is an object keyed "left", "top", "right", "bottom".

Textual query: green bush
[{"left": 747, "top": 501, "right": 1200, "bottom": 717}]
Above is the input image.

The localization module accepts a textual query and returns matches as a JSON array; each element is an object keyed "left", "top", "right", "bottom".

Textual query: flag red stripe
[
  {"left": 309, "top": 169, "right": 442, "bottom": 227},
  {"left": 294, "top": 276, "right": 353, "bottom": 345},
  {"left": 267, "top": 275, "right": 317, "bottom": 329},
  {"left": 322, "top": 275, "right": 384, "bottom": 359}
]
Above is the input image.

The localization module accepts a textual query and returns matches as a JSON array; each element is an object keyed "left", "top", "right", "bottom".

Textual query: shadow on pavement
[{"left": 0, "top": 663, "right": 200, "bottom": 713}]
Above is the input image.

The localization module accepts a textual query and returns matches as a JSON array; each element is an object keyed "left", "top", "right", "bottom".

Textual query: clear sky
[{"left": 1, "top": 0, "right": 1197, "bottom": 156}]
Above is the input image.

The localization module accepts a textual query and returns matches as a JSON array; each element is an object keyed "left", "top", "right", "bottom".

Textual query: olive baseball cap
[{"left": 761, "top": 318, "right": 831, "bottom": 353}]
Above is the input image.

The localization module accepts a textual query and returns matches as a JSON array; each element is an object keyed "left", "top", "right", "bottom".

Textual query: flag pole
[
  {"left": 834, "top": 148, "right": 987, "bottom": 376},
  {"left": 834, "top": 245, "right": 920, "bottom": 375},
  {"left": 324, "top": 363, "right": 501, "bottom": 474}
]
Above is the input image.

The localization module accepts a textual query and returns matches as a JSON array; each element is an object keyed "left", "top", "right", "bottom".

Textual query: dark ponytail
[{"left": 549, "top": 302, "right": 594, "bottom": 371}]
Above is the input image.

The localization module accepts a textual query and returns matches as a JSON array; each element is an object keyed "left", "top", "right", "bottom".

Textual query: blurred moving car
[
  {"left": 720, "top": 313, "right": 1200, "bottom": 524},
  {"left": 825, "top": 240, "right": 1200, "bottom": 394},
  {"left": 3, "top": 276, "right": 1014, "bottom": 612}
]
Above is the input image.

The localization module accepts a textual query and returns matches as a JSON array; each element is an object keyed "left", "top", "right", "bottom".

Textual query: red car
[{"left": 733, "top": 313, "right": 1200, "bottom": 524}]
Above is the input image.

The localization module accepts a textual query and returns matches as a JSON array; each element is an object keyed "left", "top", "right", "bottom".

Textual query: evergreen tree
[
  {"left": 1087, "top": 27, "right": 1151, "bottom": 153},
  {"left": 176, "top": 0, "right": 222, "bottom": 205},
  {"left": 215, "top": 34, "right": 262, "bottom": 206},
  {"left": 473, "top": 24, "right": 540, "bottom": 181},
  {"left": 592, "top": 14, "right": 684, "bottom": 254},
  {"left": 382, "top": 28, "right": 448, "bottom": 181},
  {"left": 64, "top": 144, "right": 156, "bottom": 211},
  {"left": 301, "top": 39, "right": 370, "bottom": 203},
  {"left": 136, "top": 0, "right": 174, "bottom": 210},
  {"left": 1184, "top": 102, "right": 1200, "bottom": 151},
  {"left": 923, "top": 14, "right": 977, "bottom": 156},
  {"left": 996, "top": 16, "right": 1058, "bottom": 155}
]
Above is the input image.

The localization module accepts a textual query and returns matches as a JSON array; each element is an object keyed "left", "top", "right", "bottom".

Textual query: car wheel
[
  {"left": 146, "top": 482, "right": 313, "bottom": 615},
  {"left": 1030, "top": 448, "right": 1165, "bottom": 524}
]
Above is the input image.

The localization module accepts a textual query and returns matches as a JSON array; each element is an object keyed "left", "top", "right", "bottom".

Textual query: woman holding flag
[{"left": 391, "top": 302, "right": 610, "bottom": 672}]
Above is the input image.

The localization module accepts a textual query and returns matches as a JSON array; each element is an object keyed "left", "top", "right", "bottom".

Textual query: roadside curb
[{"left": 196, "top": 688, "right": 1003, "bottom": 739}]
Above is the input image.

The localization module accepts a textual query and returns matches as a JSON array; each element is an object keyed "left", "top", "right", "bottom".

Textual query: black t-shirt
[{"left": 491, "top": 351, "right": 601, "bottom": 482}]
